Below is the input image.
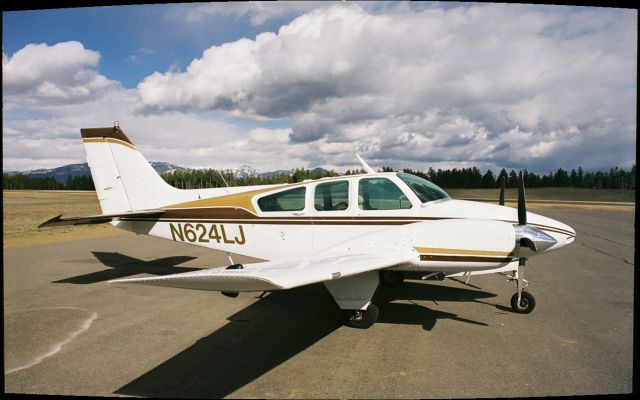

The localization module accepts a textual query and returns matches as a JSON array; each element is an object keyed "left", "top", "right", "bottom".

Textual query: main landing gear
[
  {"left": 324, "top": 271, "right": 380, "bottom": 329},
  {"left": 342, "top": 303, "right": 379, "bottom": 329}
]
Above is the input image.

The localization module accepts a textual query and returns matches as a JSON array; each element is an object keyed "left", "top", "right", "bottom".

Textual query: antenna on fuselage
[
  {"left": 216, "top": 169, "right": 231, "bottom": 194},
  {"left": 355, "top": 154, "right": 375, "bottom": 174}
]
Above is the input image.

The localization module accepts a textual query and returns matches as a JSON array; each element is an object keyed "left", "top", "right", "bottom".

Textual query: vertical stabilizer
[{"left": 81, "top": 123, "right": 180, "bottom": 213}]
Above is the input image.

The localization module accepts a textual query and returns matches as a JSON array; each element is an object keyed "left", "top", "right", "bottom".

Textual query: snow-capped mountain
[
  {"left": 232, "top": 164, "right": 260, "bottom": 179},
  {"left": 5, "top": 162, "right": 187, "bottom": 181},
  {"left": 149, "top": 162, "right": 188, "bottom": 174}
]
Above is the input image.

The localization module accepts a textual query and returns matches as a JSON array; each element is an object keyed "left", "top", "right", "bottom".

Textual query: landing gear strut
[
  {"left": 342, "top": 303, "right": 379, "bottom": 329},
  {"left": 507, "top": 258, "right": 536, "bottom": 314}
]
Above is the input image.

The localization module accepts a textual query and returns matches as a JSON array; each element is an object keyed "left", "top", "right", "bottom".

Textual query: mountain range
[{"left": 4, "top": 162, "right": 330, "bottom": 181}]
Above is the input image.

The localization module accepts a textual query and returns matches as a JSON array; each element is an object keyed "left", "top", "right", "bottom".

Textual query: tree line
[
  {"left": 2, "top": 174, "right": 94, "bottom": 190},
  {"left": 400, "top": 165, "right": 635, "bottom": 190},
  {"left": 2, "top": 165, "right": 635, "bottom": 190},
  {"left": 160, "top": 167, "right": 340, "bottom": 189}
]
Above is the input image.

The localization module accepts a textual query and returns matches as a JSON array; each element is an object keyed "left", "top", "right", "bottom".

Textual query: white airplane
[{"left": 40, "top": 122, "right": 576, "bottom": 329}]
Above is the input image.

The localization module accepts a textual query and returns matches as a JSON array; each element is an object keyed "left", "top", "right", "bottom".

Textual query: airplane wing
[
  {"left": 108, "top": 247, "right": 416, "bottom": 292},
  {"left": 38, "top": 209, "right": 165, "bottom": 228}
]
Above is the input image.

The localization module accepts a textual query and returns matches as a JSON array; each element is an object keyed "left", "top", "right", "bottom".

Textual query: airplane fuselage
[{"left": 114, "top": 172, "right": 575, "bottom": 273}]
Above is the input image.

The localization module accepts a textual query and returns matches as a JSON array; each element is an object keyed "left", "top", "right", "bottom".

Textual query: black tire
[
  {"left": 343, "top": 303, "right": 379, "bottom": 329},
  {"left": 379, "top": 270, "right": 404, "bottom": 288},
  {"left": 510, "top": 291, "right": 536, "bottom": 314}
]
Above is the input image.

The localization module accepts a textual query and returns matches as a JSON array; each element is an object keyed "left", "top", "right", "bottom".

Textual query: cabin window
[
  {"left": 358, "top": 178, "right": 412, "bottom": 210},
  {"left": 314, "top": 181, "right": 349, "bottom": 211},
  {"left": 257, "top": 187, "right": 306, "bottom": 212}
]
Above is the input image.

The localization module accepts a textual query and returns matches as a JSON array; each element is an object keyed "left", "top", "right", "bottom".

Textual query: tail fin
[{"left": 81, "top": 123, "right": 180, "bottom": 213}]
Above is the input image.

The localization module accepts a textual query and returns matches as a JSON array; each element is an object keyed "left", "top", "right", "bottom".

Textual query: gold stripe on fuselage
[
  {"left": 163, "top": 186, "right": 286, "bottom": 214},
  {"left": 413, "top": 247, "right": 512, "bottom": 257}
]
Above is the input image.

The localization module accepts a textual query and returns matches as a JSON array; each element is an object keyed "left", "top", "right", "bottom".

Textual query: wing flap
[
  {"left": 38, "top": 209, "right": 165, "bottom": 228},
  {"left": 109, "top": 247, "right": 416, "bottom": 292}
]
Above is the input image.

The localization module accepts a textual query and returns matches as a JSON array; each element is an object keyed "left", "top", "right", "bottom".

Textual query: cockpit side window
[
  {"left": 358, "top": 178, "right": 412, "bottom": 210},
  {"left": 396, "top": 172, "right": 449, "bottom": 203},
  {"left": 257, "top": 187, "right": 306, "bottom": 212},
  {"left": 314, "top": 181, "right": 349, "bottom": 211}
]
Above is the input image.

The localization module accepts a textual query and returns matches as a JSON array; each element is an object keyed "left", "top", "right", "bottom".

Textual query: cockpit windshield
[{"left": 396, "top": 172, "right": 449, "bottom": 203}]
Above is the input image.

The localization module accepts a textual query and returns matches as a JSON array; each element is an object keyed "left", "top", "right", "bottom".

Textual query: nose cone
[{"left": 526, "top": 212, "right": 576, "bottom": 252}]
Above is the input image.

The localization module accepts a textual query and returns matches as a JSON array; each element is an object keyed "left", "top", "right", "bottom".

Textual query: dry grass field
[
  {"left": 3, "top": 191, "right": 127, "bottom": 249},
  {"left": 2, "top": 188, "right": 634, "bottom": 249}
]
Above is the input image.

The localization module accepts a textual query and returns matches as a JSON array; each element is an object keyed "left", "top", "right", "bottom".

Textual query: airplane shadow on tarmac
[
  {"left": 115, "top": 280, "right": 496, "bottom": 398},
  {"left": 52, "top": 251, "right": 200, "bottom": 284}
]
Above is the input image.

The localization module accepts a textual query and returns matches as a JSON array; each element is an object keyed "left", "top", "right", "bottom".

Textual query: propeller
[
  {"left": 515, "top": 171, "right": 528, "bottom": 310},
  {"left": 517, "top": 171, "right": 526, "bottom": 225},
  {"left": 498, "top": 175, "right": 505, "bottom": 206},
  {"left": 510, "top": 171, "right": 556, "bottom": 313},
  {"left": 516, "top": 171, "right": 536, "bottom": 251}
]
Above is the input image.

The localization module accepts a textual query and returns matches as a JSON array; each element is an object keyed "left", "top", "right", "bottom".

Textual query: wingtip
[{"left": 38, "top": 215, "right": 62, "bottom": 228}]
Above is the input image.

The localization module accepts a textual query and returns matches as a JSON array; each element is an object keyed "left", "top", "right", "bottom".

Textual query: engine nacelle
[{"left": 407, "top": 219, "right": 516, "bottom": 271}]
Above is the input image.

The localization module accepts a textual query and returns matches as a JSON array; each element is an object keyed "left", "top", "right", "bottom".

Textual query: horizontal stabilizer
[
  {"left": 109, "top": 248, "right": 415, "bottom": 292},
  {"left": 38, "top": 209, "right": 165, "bottom": 228}
]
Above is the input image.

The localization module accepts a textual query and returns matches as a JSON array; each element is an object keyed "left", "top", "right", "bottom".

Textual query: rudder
[{"left": 81, "top": 123, "right": 181, "bottom": 213}]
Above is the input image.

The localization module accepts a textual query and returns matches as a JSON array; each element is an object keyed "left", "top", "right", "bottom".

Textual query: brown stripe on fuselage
[
  {"left": 162, "top": 209, "right": 445, "bottom": 221},
  {"left": 497, "top": 219, "right": 574, "bottom": 236},
  {"left": 414, "top": 247, "right": 512, "bottom": 257},
  {"left": 125, "top": 207, "right": 447, "bottom": 224},
  {"left": 118, "top": 206, "right": 572, "bottom": 238},
  {"left": 81, "top": 127, "right": 135, "bottom": 146},
  {"left": 122, "top": 217, "right": 431, "bottom": 225},
  {"left": 419, "top": 254, "right": 515, "bottom": 263}
]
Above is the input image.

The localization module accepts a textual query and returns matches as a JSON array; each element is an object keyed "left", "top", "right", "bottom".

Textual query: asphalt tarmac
[{"left": 3, "top": 208, "right": 635, "bottom": 397}]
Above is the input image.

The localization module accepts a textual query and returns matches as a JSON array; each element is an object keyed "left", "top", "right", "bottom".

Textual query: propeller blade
[
  {"left": 518, "top": 171, "right": 526, "bottom": 225},
  {"left": 499, "top": 176, "right": 505, "bottom": 206}
]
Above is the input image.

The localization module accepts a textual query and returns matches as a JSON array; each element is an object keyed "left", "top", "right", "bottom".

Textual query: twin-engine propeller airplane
[{"left": 40, "top": 122, "right": 575, "bottom": 328}]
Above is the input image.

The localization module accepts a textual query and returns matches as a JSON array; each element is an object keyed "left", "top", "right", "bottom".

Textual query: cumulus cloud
[
  {"left": 3, "top": 41, "right": 120, "bottom": 106},
  {"left": 135, "top": 4, "right": 637, "bottom": 171},
  {"left": 2, "top": 85, "right": 307, "bottom": 172},
  {"left": 3, "top": 4, "right": 637, "bottom": 174}
]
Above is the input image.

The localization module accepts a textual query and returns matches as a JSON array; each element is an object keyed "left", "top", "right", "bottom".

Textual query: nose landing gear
[
  {"left": 505, "top": 258, "right": 536, "bottom": 314},
  {"left": 510, "top": 291, "right": 536, "bottom": 314}
]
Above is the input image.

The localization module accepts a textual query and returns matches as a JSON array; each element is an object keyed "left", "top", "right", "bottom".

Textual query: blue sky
[
  {"left": 3, "top": 4, "right": 290, "bottom": 88},
  {"left": 2, "top": 2, "right": 637, "bottom": 173}
]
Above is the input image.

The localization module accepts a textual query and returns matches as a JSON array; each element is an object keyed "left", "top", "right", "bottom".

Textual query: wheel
[
  {"left": 510, "top": 291, "right": 536, "bottom": 314},
  {"left": 379, "top": 270, "right": 404, "bottom": 288},
  {"left": 343, "top": 303, "right": 379, "bottom": 329}
]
